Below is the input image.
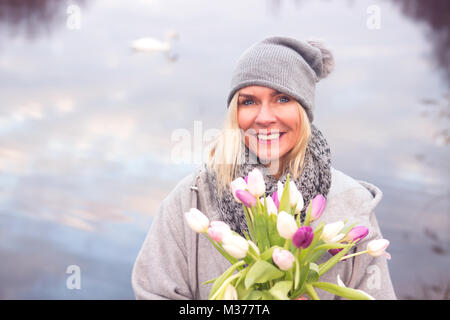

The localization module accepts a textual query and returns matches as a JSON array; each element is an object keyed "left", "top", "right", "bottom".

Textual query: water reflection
[
  {"left": 390, "top": 0, "right": 450, "bottom": 86},
  {"left": 0, "top": 0, "right": 87, "bottom": 40},
  {"left": 267, "top": 0, "right": 450, "bottom": 87}
]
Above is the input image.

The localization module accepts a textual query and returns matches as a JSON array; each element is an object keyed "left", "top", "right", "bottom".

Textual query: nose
[{"left": 254, "top": 103, "right": 276, "bottom": 126}]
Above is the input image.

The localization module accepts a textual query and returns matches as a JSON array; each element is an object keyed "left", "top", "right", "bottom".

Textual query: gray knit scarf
[{"left": 206, "top": 124, "right": 332, "bottom": 237}]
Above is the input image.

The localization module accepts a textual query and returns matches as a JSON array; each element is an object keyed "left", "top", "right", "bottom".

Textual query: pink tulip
[
  {"left": 329, "top": 226, "right": 369, "bottom": 256},
  {"left": 310, "top": 194, "right": 326, "bottom": 221},
  {"left": 272, "top": 248, "right": 295, "bottom": 271},
  {"left": 235, "top": 189, "right": 257, "bottom": 208},
  {"left": 272, "top": 191, "right": 279, "bottom": 209},
  {"left": 292, "top": 226, "right": 314, "bottom": 249},
  {"left": 207, "top": 221, "right": 232, "bottom": 243},
  {"left": 230, "top": 177, "right": 247, "bottom": 203},
  {"left": 345, "top": 226, "right": 369, "bottom": 244}
]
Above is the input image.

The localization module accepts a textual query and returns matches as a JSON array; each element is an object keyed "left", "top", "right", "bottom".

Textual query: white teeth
[{"left": 257, "top": 133, "right": 281, "bottom": 140}]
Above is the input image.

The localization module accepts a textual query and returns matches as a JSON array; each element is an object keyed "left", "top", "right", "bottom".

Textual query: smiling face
[{"left": 237, "top": 85, "right": 302, "bottom": 167}]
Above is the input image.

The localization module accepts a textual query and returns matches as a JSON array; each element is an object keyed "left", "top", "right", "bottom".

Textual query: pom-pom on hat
[{"left": 227, "top": 36, "right": 335, "bottom": 123}]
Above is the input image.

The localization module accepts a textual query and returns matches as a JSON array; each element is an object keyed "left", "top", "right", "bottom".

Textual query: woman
[{"left": 132, "top": 36, "right": 397, "bottom": 300}]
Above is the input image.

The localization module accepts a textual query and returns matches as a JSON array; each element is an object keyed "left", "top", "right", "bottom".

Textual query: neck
[{"left": 262, "top": 158, "right": 284, "bottom": 180}]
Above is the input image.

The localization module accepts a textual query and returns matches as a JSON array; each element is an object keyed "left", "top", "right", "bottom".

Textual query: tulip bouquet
[{"left": 185, "top": 168, "right": 390, "bottom": 300}]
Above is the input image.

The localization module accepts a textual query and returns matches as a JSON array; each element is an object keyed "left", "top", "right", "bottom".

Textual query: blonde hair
[{"left": 205, "top": 90, "right": 311, "bottom": 196}]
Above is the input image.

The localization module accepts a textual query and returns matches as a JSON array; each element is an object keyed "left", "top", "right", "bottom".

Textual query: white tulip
[
  {"left": 277, "top": 181, "right": 284, "bottom": 202},
  {"left": 247, "top": 240, "right": 260, "bottom": 256},
  {"left": 289, "top": 182, "right": 302, "bottom": 208},
  {"left": 223, "top": 284, "right": 238, "bottom": 300},
  {"left": 321, "top": 221, "right": 345, "bottom": 243},
  {"left": 261, "top": 195, "right": 278, "bottom": 216},
  {"left": 247, "top": 168, "right": 266, "bottom": 198},
  {"left": 222, "top": 234, "right": 249, "bottom": 259},
  {"left": 294, "top": 196, "right": 304, "bottom": 214},
  {"left": 367, "top": 239, "right": 390, "bottom": 257},
  {"left": 277, "top": 180, "right": 303, "bottom": 209},
  {"left": 276, "top": 211, "right": 298, "bottom": 240},
  {"left": 184, "top": 208, "right": 210, "bottom": 233}
]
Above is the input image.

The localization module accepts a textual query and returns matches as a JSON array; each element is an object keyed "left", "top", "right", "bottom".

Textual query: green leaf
[
  {"left": 236, "top": 280, "right": 253, "bottom": 299},
  {"left": 296, "top": 211, "right": 302, "bottom": 228},
  {"left": 268, "top": 281, "right": 292, "bottom": 300},
  {"left": 311, "top": 282, "right": 373, "bottom": 300},
  {"left": 255, "top": 200, "right": 270, "bottom": 251},
  {"left": 205, "top": 234, "right": 238, "bottom": 266},
  {"left": 261, "top": 291, "right": 274, "bottom": 300},
  {"left": 234, "top": 266, "right": 250, "bottom": 289},
  {"left": 202, "top": 277, "right": 218, "bottom": 285},
  {"left": 260, "top": 246, "right": 276, "bottom": 261},
  {"left": 209, "top": 260, "right": 245, "bottom": 299},
  {"left": 306, "top": 262, "right": 320, "bottom": 283},
  {"left": 243, "top": 205, "right": 256, "bottom": 241},
  {"left": 313, "top": 242, "right": 349, "bottom": 252},
  {"left": 307, "top": 248, "right": 328, "bottom": 264},
  {"left": 305, "top": 283, "right": 320, "bottom": 300},
  {"left": 245, "top": 290, "right": 263, "bottom": 300},
  {"left": 294, "top": 263, "right": 310, "bottom": 297},
  {"left": 318, "top": 243, "right": 354, "bottom": 276},
  {"left": 340, "top": 221, "right": 358, "bottom": 235},
  {"left": 278, "top": 174, "right": 291, "bottom": 214},
  {"left": 309, "top": 242, "right": 349, "bottom": 262},
  {"left": 268, "top": 214, "right": 284, "bottom": 247},
  {"left": 303, "top": 200, "right": 313, "bottom": 226},
  {"left": 245, "top": 260, "right": 285, "bottom": 289}
]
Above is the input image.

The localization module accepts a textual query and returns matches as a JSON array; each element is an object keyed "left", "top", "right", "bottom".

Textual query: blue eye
[
  {"left": 278, "top": 96, "right": 290, "bottom": 103},
  {"left": 241, "top": 99, "right": 254, "bottom": 105}
]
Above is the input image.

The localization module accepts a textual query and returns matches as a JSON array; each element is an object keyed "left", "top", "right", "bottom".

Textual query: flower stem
[
  {"left": 248, "top": 207, "right": 254, "bottom": 223},
  {"left": 339, "top": 249, "right": 368, "bottom": 261},
  {"left": 284, "top": 239, "right": 290, "bottom": 250}
]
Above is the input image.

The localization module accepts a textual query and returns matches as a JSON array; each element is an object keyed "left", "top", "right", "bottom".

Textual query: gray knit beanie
[{"left": 227, "top": 36, "right": 335, "bottom": 123}]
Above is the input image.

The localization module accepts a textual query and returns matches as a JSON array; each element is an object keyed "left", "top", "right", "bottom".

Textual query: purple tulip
[
  {"left": 346, "top": 226, "right": 369, "bottom": 244},
  {"left": 328, "top": 226, "right": 369, "bottom": 257},
  {"left": 328, "top": 248, "right": 343, "bottom": 256},
  {"left": 272, "top": 191, "right": 279, "bottom": 209},
  {"left": 310, "top": 194, "right": 326, "bottom": 221},
  {"left": 292, "top": 226, "right": 314, "bottom": 249},
  {"left": 235, "top": 189, "right": 257, "bottom": 208}
]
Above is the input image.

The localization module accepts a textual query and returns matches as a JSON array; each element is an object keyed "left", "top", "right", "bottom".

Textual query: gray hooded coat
[{"left": 131, "top": 166, "right": 397, "bottom": 300}]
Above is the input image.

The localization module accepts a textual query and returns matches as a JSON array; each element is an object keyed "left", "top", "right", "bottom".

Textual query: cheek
[
  {"left": 237, "top": 108, "right": 254, "bottom": 130},
  {"left": 280, "top": 106, "right": 301, "bottom": 130}
]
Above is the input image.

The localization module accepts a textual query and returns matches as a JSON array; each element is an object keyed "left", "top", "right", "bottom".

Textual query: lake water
[{"left": 0, "top": 0, "right": 449, "bottom": 299}]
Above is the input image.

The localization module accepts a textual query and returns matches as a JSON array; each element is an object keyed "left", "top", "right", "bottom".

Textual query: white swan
[{"left": 131, "top": 30, "right": 179, "bottom": 53}]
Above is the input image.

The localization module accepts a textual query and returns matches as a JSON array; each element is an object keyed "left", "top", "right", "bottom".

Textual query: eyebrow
[{"left": 238, "top": 90, "right": 284, "bottom": 98}]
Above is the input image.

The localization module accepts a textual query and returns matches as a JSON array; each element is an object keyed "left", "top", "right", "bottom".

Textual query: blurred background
[{"left": 0, "top": 0, "right": 448, "bottom": 299}]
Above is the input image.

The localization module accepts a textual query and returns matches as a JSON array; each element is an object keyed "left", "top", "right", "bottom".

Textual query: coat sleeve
[
  {"left": 131, "top": 196, "right": 194, "bottom": 300},
  {"left": 347, "top": 209, "right": 397, "bottom": 300}
]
